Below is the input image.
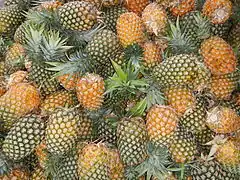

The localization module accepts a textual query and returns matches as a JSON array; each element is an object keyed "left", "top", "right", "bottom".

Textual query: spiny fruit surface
[
  {"left": 86, "top": 29, "right": 123, "bottom": 67},
  {"left": 108, "top": 148, "right": 125, "bottom": 179},
  {"left": 2, "top": 115, "right": 44, "bottom": 161},
  {"left": 78, "top": 143, "right": 109, "bottom": 179},
  {"left": 142, "top": 3, "right": 167, "bottom": 36},
  {"left": 180, "top": 97, "right": 207, "bottom": 134},
  {"left": 202, "top": 0, "right": 232, "bottom": 24},
  {"left": 77, "top": 113, "right": 95, "bottom": 141},
  {"left": 0, "top": 5, "right": 25, "bottom": 36},
  {"left": 169, "top": 127, "right": 197, "bottom": 163},
  {"left": 37, "top": 0, "right": 63, "bottom": 11},
  {"left": 35, "top": 141, "right": 47, "bottom": 169},
  {"left": 142, "top": 41, "right": 162, "bottom": 70},
  {"left": 76, "top": 73, "right": 105, "bottom": 111},
  {"left": 103, "top": 6, "right": 128, "bottom": 33},
  {"left": 46, "top": 108, "right": 80, "bottom": 155},
  {"left": 40, "top": 90, "right": 77, "bottom": 114},
  {"left": 117, "top": 12, "right": 145, "bottom": 47},
  {"left": 0, "top": 83, "right": 40, "bottom": 131},
  {"left": 206, "top": 106, "right": 240, "bottom": 134},
  {"left": 146, "top": 105, "right": 178, "bottom": 147},
  {"left": 58, "top": 1, "right": 100, "bottom": 31},
  {"left": 7, "top": 70, "right": 28, "bottom": 88},
  {"left": 31, "top": 167, "right": 46, "bottom": 180},
  {"left": 14, "top": 22, "right": 27, "bottom": 45},
  {"left": 228, "top": 22, "right": 240, "bottom": 53},
  {"left": 57, "top": 73, "right": 77, "bottom": 90},
  {"left": 117, "top": 117, "right": 148, "bottom": 167},
  {"left": 200, "top": 36, "right": 237, "bottom": 75},
  {"left": 0, "top": 168, "right": 29, "bottom": 180},
  {"left": 209, "top": 71, "right": 239, "bottom": 100},
  {"left": 170, "top": 0, "right": 196, "bottom": 17},
  {"left": 124, "top": 0, "right": 149, "bottom": 15},
  {"left": 164, "top": 86, "right": 195, "bottom": 116}
]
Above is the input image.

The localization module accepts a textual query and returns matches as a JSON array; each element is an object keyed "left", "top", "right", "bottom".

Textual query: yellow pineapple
[
  {"left": 117, "top": 12, "right": 145, "bottom": 47},
  {"left": 170, "top": 0, "right": 196, "bottom": 17},
  {"left": 7, "top": 70, "right": 28, "bottom": 88},
  {"left": 200, "top": 36, "right": 237, "bottom": 75},
  {"left": 76, "top": 73, "right": 105, "bottom": 111},
  {"left": 0, "top": 168, "right": 29, "bottom": 180},
  {"left": 124, "top": 0, "right": 149, "bottom": 15},
  {"left": 57, "top": 73, "right": 77, "bottom": 90},
  {"left": 142, "top": 2, "right": 167, "bottom": 36}
]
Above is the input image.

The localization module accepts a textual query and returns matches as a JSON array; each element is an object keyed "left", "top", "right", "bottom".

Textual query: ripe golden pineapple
[
  {"left": 164, "top": 86, "right": 195, "bottom": 116},
  {"left": 117, "top": 117, "right": 148, "bottom": 167},
  {"left": 5, "top": 43, "right": 26, "bottom": 74},
  {"left": 31, "top": 167, "right": 46, "bottom": 180},
  {"left": 0, "top": 168, "right": 29, "bottom": 180},
  {"left": 46, "top": 108, "right": 80, "bottom": 155},
  {"left": 117, "top": 12, "right": 145, "bottom": 47},
  {"left": 142, "top": 3, "right": 167, "bottom": 36},
  {"left": 58, "top": 1, "right": 101, "bottom": 31},
  {"left": 7, "top": 71, "right": 28, "bottom": 88},
  {"left": 200, "top": 36, "right": 237, "bottom": 75},
  {"left": 209, "top": 71, "right": 239, "bottom": 100},
  {"left": 78, "top": 143, "right": 109, "bottom": 179},
  {"left": 0, "top": 83, "right": 40, "bottom": 131},
  {"left": 57, "top": 73, "right": 77, "bottom": 90},
  {"left": 202, "top": 0, "right": 232, "bottom": 24},
  {"left": 142, "top": 41, "right": 162, "bottom": 70},
  {"left": 40, "top": 90, "right": 77, "bottom": 114},
  {"left": 37, "top": 0, "right": 63, "bottom": 11},
  {"left": 146, "top": 105, "right": 178, "bottom": 147},
  {"left": 206, "top": 106, "right": 240, "bottom": 134},
  {"left": 124, "top": 0, "right": 149, "bottom": 15},
  {"left": 76, "top": 73, "right": 105, "bottom": 111},
  {"left": 170, "top": 0, "right": 196, "bottom": 17}
]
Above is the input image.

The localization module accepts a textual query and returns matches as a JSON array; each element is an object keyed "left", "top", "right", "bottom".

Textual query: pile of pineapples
[{"left": 0, "top": 0, "right": 240, "bottom": 179}]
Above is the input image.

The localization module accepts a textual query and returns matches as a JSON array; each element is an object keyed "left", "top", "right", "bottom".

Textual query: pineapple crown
[
  {"left": 24, "top": 23, "right": 72, "bottom": 62},
  {"left": 165, "top": 18, "right": 196, "bottom": 55}
]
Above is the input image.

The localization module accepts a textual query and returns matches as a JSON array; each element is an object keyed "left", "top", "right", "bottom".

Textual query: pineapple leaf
[
  {"left": 127, "top": 98, "right": 147, "bottom": 117},
  {"left": 111, "top": 60, "right": 127, "bottom": 81}
]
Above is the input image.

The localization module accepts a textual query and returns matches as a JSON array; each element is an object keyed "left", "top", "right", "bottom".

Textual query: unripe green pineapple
[
  {"left": 58, "top": 1, "right": 101, "bottom": 31},
  {"left": 210, "top": 20, "right": 232, "bottom": 40},
  {"left": 152, "top": 54, "right": 208, "bottom": 89},
  {"left": 117, "top": 117, "right": 148, "bottom": 167},
  {"left": 14, "top": 22, "right": 28, "bottom": 45},
  {"left": 0, "top": 5, "right": 25, "bottom": 37},
  {"left": 2, "top": 115, "right": 44, "bottom": 161},
  {"left": 103, "top": 6, "right": 128, "bottom": 33},
  {"left": 169, "top": 127, "right": 197, "bottom": 163},
  {"left": 86, "top": 29, "right": 123, "bottom": 67},
  {"left": 46, "top": 108, "right": 80, "bottom": 155},
  {"left": 180, "top": 97, "right": 207, "bottom": 134}
]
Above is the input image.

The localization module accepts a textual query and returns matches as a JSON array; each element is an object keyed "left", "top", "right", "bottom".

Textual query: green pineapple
[
  {"left": 169, "top": 127, "right": 198, "bottom": 164},
  {"left": 46, "top": 108, "right": 80, "bottom": 155},
  {"left": 2, "top": 115, "right": 44, "bottom": 161},
  {"left": 180, "top": 96, "right": 207, "bottom": 134},
  {"left": 4, "top": 0, "right": 31, "bottom": 7},
  {"left": 210, "top": 20, "right": 232, "bottom": 40},
  {"left": 24, "top": 24, "right": 71, "bottom": 96},
  {"left": 117, "top": 117, "right": 148, "bottom": 167},
  {"left": 0, "top": 5, "right": 25, "bottom": 37},
  {"left": 228, "top": 22, "right": 240, "bottom": 56},
  {"left": 14, "top": 22, "right": 28, "bottom": 45},
  {"left": 58, "top": 1, "right": 101, "bottom": 31},
  {"left": 77, "top": 113, "right": 95, "bottom": 142},
  {"left": 103, "top": 6, "right": 128, "bottom": 33}
]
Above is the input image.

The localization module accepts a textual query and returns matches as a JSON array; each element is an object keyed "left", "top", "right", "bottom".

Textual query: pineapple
[
  {"left": 2, "top": 115, "right": 44, "bottom": 161},
  {"left": 36, "top": 0, "right": 63, "bottom": 11},
  {"left": 200, "top": 36, "right": 237, "bottom": 75},
  {"left": 117, "top": 12, "right": 145, "bottom": 47},
  {"left": 0, "top": 5, "right": 25, "bottom": 36},
  {"left": 14, "top": 22, "right": 28, "bottom": 45},
  {"left": 35, "top": 141, "right": 47, "bottom": 168},
  {"left": 57, "top": 73, "right": 77, "bottom": 90},
  {"left": 84, "top": 0, "right": 119, "bottom": 8},
  {"left": 164, "top": 86, "right": 195, "bottom": 116},
  {"left": 169, "top": 127, "right": 197, "bottom": 163},
  {"left": 7, "top": 70, "right": 28, "bottom": 88},
  {"left": 142, "top": 3, "right": 167, "bottom": 36},
  {"left": 108, "top": 148, "right": 125, "bottom": 179},
  {"left": 58, "top": 1, "right": 101, "bottom": 31},
  {"left": 0, "top": 83, "right": 40, "bottom": 131},
  {"left": 86, "top": 29, "right": 123, "bottom": 70},
  {"left": 78, "top": 143, "right": 109, "bottom": 179},
  {"left": 40, "top": 90, "right": 77, "bottom": 114},
  {"left": 0, "top": 168, "right": 29, "bottom": 180},
  {"left": 76, "top": 73, "right": 105, "bottom": 111},
  {"left": 5, "top": 43, "right": 26, "bottom": 75},
  {"left": 170, "top": 0, "right": 196, "bottom": 17},
  {"left": 24, "top": 24, "right": 70, "bottom": 96},
  {"left": 32, "top": 167, "right": 46, "bottom": 180},
  {"left": 123, "top": 0, "right": 149, "bottom": 15},
  {"left": 209, "top": 71, "right": 239, "bottom": 100},
  {"left": 206, "top": 106, "right": 240, "bottom": 134},
  {"left": 228, "top": 22, "right": 240, "bottom": 55},
  {"left": 103, "top": 6, "right": 128, "bottom": 33},
  {"left": 142, "top": 41, "right": 162, "bottom": 70},
  {"left": 202, "top": 0, "right": 232, "bottom": 24},
  {"left": 146, "top": 105, "right": 178, "bottom": 147},
  {"left": 117, "top": 117, "right": 148, "bottom": 167},
  {"left": 215, "top": 138, "right": 240, "bottom": 175},
  {"left": 77, "top": 113, "right": 95, "bottom": 141},
  {"left": 46, "top": 108, "right": 80, "bottom": 155},
  {"left": 152, "top": 54, "right": 209, "bottom": 88}
]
